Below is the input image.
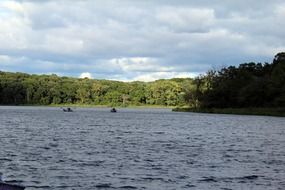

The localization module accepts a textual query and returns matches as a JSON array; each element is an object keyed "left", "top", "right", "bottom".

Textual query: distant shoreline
[
  {"left": 0, "top": 104, "right": 174, "bottom": 109},
  {"left": 172, "top": 107, "right": 285, "bottom": 117}
]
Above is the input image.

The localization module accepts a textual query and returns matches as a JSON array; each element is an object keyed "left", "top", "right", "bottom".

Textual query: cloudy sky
[{"left": 0, "top": 0, "right": 284, "bottom": 81}]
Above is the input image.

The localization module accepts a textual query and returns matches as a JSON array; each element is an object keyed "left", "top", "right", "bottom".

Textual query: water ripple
[{"left": 0, "top": 106, "right": 284, "bottom": 190}]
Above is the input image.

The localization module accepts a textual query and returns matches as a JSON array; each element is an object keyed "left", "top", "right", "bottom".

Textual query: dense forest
[
  {"left": 0, "top": 71, "right": 194, "bottom": 106},
  {"left": 194, "top": 52, "right": 285, "bottom": 109},
  {"left": 0, "top": 52, "right": 284, "bottom": 109}
]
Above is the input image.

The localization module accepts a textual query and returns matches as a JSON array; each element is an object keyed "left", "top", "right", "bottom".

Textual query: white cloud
[
  {"left": 246, "top": 45, "right": 285, "bottom": 57},
  {"left": 0, "top": 0, "right": 284, "bottom": 81},
  {"left": 0, "top": 1, "right": 24, "bottom": 13},
  {"left": 133, "top": 72, "right": 197, "bottom": 82},
  {"left": 156, "top": 7, "right": 215, "bottom": 33},
  {"left": 79, "top": 72, "right": 92, "bottom": 79},
  {"left": 275, "top": 4, "right": 285, "bottom": 16},
  {"left": 0, "top": 55, "right": 11, "bottom": 62},
  {"left": 42, "top": 32, "right": 85, "bottom": 54},
  {"left": 108, "top": 57, "right": 174, "bottom": 72}
]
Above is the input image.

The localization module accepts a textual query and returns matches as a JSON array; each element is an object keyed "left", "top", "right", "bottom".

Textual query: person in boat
[
  {"left": 110, "top": 108, "right": 117, "bottom": 112},
  {"left": 62, "top": 107, "right": 73, "bottom": 112}
]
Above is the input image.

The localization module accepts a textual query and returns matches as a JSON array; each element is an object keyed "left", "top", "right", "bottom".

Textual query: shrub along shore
[
  {"left": 172, "top": 52, "right": 285, "bottom": 117},
  {"left": 172, "top": 107, "right": 285, "bottom": 117}
]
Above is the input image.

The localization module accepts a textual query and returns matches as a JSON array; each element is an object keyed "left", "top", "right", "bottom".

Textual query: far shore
[
  {"left": 172, "top": 107, "right": 285, "bottom": 117},
  {"left": 50, "top": 104, "right": 174, "bottom": 109},
  {"left": 0, "top": 104, "right": 174, "bottom": 109},
  {"left": 2, "top": 105, "right": 284, "bottom": 116}
]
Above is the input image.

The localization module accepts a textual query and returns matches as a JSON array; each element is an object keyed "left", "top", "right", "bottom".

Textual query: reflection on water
[{"left": 0, "top": 106, "right": 284, "bottom": 190}]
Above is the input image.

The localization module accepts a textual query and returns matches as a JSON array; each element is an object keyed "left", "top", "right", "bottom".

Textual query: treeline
[
  {"left": 1, "top": 53, "right": 284, "bottom": 109},
  {"left": 193, "top": 52, "right": 285, "bottom": 108},
  {"left": 0, "top": 72, "right": 194, "bottom": 106}
]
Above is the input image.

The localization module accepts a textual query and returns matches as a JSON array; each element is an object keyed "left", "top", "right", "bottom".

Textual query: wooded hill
[
  {"left": 194, "top": 52, "right": 285, "bottom": 108},
  {"left": 0, "top": 52, "right": 284, "bottom": 109},
  {"left": 0, "top": 72, "right": 194, "bottom": 106}
]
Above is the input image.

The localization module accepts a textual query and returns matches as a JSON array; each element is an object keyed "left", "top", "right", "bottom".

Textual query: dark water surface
[{"left": 0, "top": 106, "right": 284, "bottom": 190}]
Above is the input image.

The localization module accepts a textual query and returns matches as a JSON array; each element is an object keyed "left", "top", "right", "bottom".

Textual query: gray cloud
[{"left": 0, "top": 0, "right": 284, "bottom": 81}]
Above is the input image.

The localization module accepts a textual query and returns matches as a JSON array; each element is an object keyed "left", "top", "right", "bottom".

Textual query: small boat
[
  {"left": 62, "top": 107, "right": 73, "bottom": 112},
  {"left": 110, "top": 108, "right": 117, "bottom": 113},
  {"left": 0, "top": 182, "right": 25, "bottom": 190}
]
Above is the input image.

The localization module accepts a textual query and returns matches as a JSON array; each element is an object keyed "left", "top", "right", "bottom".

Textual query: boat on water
[
  {"left": 0, "top": 182, "right": 25, "bottom": 190},
  {"left": 62, "top": 107, "right": 73, "bottom": 112},
  {"left": 110, "top": 108, "right": 117, "bottom": 113}
]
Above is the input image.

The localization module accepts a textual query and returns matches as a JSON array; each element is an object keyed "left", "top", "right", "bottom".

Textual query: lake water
[{"left": 0, "top": 106, "right": 284, "bottom": 190}]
